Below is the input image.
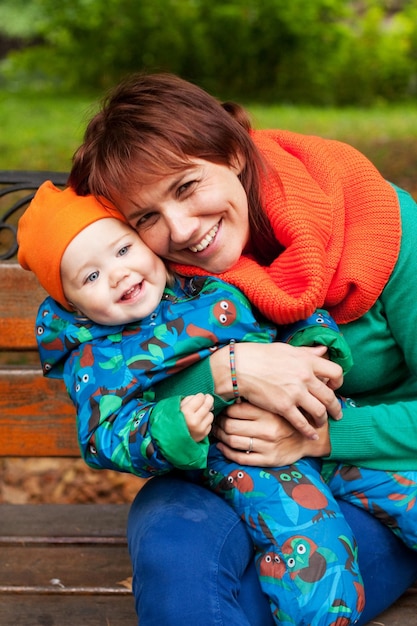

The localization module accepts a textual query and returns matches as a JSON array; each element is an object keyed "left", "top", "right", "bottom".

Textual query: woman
[{"left": 69, "top": 73, "right": 417, "bottom": 625}]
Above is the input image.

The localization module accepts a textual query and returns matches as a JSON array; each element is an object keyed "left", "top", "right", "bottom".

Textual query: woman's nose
[{"left": 165, "top": 210, "right": 199, "bottom": 244}]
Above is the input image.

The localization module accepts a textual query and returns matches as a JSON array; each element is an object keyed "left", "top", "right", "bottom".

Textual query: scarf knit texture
[{"left": 174, "top": 129, "right": 401, "bottom": 325}]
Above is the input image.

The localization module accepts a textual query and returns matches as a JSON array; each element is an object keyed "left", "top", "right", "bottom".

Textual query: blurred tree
[{"left": 0, "top": 0, "right": 416, "bottom": 104}]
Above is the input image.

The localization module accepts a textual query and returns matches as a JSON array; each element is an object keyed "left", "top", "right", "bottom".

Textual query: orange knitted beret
[{"left": 18, "top": 180, "right": 126, "bottom": 309}]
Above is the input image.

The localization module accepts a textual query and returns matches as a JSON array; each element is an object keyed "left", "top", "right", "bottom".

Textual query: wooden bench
[
  {"left": 1, "top": 170, "right": 416, "bottom": 626},
  {"left": 0, "top": 171, "right": 137, "bottom": 626}
]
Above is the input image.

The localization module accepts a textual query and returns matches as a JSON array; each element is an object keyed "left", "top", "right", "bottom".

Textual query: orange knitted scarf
[{"left": 174, "top": 129, "right": 401, "bottom": 325}]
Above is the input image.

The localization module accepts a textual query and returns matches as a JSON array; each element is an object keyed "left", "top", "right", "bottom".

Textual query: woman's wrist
[
  {"left": 211, "top": 342, "right": 273, "bottom": 403},
  {"left": 303, "top": 422, "right": 331, "bottom": 457},
  {"left": 209, "top": 346, "right": 235, "bottom": 400}
]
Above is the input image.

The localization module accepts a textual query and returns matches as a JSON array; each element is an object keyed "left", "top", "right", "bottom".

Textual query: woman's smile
[{"left": 188, "top": 223, "right": 219, "bottom": 253}]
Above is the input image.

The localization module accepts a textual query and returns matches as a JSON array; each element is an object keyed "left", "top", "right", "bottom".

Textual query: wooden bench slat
[
  {"left": 0, "top": 263, "right": 47, "bottom": 350},
  {"left": 0, "top": 595, "right": 137, "bottom": 626},
  {"left": 0, "top": 544, "right": 132, "bottom": 589},
  {"left": 0, "top": 504, "right": 134, "bottom": 617},
  {"left": 0, "top": 504, "right": 129, "bottom": 537},
  {"left": 0, "top": 369, "right": 78, "bottom": 456},
  {"left": 0, "top": 586, "right": 130, "bottom": 595}
]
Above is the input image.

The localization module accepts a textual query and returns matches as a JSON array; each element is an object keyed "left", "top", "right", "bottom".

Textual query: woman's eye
[
  {"left": 177, "top": 180, "right": 195, "bottom": 196},
  {"left": 136, "top": 212, "right": 159, "bottom": 229},
  {"left": 86, "top": 271, "right": 99, "bottom": 283}
]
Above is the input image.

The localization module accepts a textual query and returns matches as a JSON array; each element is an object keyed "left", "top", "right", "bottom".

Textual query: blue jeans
[{"left": 127, "top": 475, "right": 417, "bottom": 626}]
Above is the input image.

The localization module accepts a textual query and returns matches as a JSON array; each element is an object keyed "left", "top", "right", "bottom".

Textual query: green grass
[
  {"left": 0, "top": 93, "right": 99, "bottom": 171},
  {"left": 0, "top": 92, "right": 416, "bottom": 191},
  {"left": 248, "top": 103, "right": 417, "bottom": 142}
]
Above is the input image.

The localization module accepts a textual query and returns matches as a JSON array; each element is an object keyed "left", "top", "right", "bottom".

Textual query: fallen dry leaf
[{"left": 0, "top": 457, "right": 147, "bottom": 504}]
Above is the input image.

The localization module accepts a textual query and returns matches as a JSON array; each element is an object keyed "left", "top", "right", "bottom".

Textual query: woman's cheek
[{"left": 140, "top": 228, "right": 166, "bottom": 256}]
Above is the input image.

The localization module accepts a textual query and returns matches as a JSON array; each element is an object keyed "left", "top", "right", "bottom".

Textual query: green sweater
[
  {"left": 328, "top": 185, "right": 417, "bottom": 470},
  {"left": 159, "top": 185, "right": 417, "bottom": 472}
]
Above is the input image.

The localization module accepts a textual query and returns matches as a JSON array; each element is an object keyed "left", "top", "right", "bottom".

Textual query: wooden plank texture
[
  {"left": 0, "top": 263, "right": 47, "bottom": 350},
  {"left": 0, "top": 595, "right": 137, "bottom": 626},
  {"left": 0, "top": 543, "right": 132, "bottom": 588},
  {"left": 0, "top": 262, "right": 79, "bottom": 456},
  {"left": 0, "top": 369, "right": 78, "bottom": 456},
  {"left": 0, "top": 544, "right": 132, "bottom": 589},
  {"left": 0, "top": 504, "right": 135, "bottom": 625},
  {"left": 0, "top": 504, "right": 129, "bottom": 538}
]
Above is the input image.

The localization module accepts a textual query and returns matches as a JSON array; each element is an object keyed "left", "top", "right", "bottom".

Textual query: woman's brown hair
[{"left": 69, "top": 73, "right": 277, "bottom": 260}]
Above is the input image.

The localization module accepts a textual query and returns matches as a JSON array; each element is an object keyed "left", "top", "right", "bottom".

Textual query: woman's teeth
[{"left": 189, "top": 224, "right": 219, "bottom": 253}]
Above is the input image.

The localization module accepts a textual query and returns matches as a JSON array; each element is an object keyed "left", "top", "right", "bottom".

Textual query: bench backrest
[{"left": 0, "top": 171, "right": 80, "bottom": 457}]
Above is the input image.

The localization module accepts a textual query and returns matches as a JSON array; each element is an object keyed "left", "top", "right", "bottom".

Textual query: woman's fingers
[
  {"left": 214, "top": 402, "right": 331, "bottom": 466},
  {"left": 214, "top": 402, "right": 293, "bottom": 449},
  {"left": 298, "top": 375, "right": 343, "bottom": 423},
  {"left": 304, "top": 345, "right": 344, "bottom": 390}
]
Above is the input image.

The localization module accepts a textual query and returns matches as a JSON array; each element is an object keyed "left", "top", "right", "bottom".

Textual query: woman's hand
[
  {"left": 210, "top": 342, "right": 343, "bottom": 440},
  {"left": 213, "top": 402, "right": 331, "bottom": 467}
]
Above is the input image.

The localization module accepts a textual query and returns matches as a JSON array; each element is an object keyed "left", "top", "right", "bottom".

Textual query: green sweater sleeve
[
  {"left": 327, "top": 403, "right": 417, "bottom": 470},
  {"left": 154, "top": 357, "right": 233, "bottom": 415},
  {"left": 328, "top": 185, "right": 417, "bottom": 470}
]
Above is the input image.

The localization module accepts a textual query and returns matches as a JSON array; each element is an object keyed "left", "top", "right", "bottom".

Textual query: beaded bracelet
[{"left": 229, "top": 339, "right": 241, "bottom": 403}]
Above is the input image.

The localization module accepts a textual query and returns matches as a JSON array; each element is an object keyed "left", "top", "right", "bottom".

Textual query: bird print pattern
[{"left": 205, "top": 452, "right": 364, "bottom": 625}]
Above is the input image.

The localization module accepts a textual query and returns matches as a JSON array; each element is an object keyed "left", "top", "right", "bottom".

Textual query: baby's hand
[{"left": 181, "top": 393, "right": 214, "bottom": 442}]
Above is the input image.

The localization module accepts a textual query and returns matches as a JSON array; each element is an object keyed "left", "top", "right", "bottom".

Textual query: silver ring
[{"left": 246, "top": 437, "right": 253, "bottom": 454}]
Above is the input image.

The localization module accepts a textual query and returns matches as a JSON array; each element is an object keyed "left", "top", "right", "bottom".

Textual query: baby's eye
[
  {"left": 86, "top": 271, "right": 99, "bottom": 283},
  {"left": 118, "top": 245, "right": 130, "bottom": 257}
]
